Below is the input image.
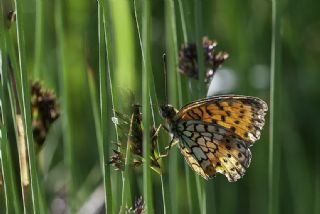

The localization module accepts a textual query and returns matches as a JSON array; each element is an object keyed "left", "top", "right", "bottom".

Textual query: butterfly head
[{"left": 159, "top": 104, "right": 178, "bottom": 120}]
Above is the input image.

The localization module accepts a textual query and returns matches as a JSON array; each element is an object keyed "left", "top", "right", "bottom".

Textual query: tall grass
[
  {"left": 164, "top": 0, "right": 179, "bottom": 213},
  {"left": 54, "top": 0, "right": 74, "bottom": 212},
  {"left": 97, "top": 1, "right": 113, "bottom": 213},
  {"left": 194, "top": 1, "right": 207, "bottom": 213},
  {"left": 177, "top": 0, "right": 188, "bottom": 43},
  {"left": 108, "top": 0, "right": 136, "bottom": 212},
  {"left": 141, "top": 0, "right": 154, "bottom": 213},
  {"left": 0, "top": 0, "right": 319, "bottom": 213},
  {"left": 0, "top": 8, "right": 22, "bottom": 212},
  {"left": 133, "top": 1, "right": 168, "bottom": 213},
  {"left": 14, "top": 0, "right": 44, "bottom": 212},
  {"left": 33, "top": 0, "right": 44, "bottom": 79}
]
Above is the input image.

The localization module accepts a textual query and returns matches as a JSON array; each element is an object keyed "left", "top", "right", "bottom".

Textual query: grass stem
[
  {"left": 34, "top": 0, "right": 44, "bottom": 78},
  {"left": 142, "top": 0, "right": 154, "bottom": 213},
  {"left": 269, "top": 0, "right": 281, "bottom": 214},
  {"left": 14, "top": 0, "right": 43, "bottom": 212},
  {"left": 194, "top": 0, "right": 207, "bottom": 213}
]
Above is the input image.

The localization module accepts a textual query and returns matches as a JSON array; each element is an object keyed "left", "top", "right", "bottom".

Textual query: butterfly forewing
[{"left": 175, "top": 95, "right": 268, "bottom": 143}]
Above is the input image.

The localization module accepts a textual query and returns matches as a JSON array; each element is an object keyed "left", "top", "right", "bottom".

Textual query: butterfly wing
[
  {"left": 176, "top": 120, "right": 252, "bottom": 182},
  {"left": 175, "top": 95, "right": 268, "bottom": 144},
  {"left": 179, "top": 144, "right": 209, "bottom": 179}
]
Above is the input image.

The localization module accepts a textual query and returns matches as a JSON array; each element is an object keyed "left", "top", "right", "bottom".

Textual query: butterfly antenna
[{"left": 163, "top": 53, "right": 168, "bottom": 105}]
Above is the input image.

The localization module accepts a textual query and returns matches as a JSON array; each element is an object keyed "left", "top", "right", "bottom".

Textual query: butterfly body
[{"left": 160, "top": 95, "right": 268, "bottom": 182}]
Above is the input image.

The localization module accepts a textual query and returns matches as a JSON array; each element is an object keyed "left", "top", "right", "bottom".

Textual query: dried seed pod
[
  {"left": 31, "top": 81, "right": 60, "bottom": 146},
  {"left": 108, "top": 149, "right": 125, "bottom": 171},
  {"left": 109, "top": 105, "right": 163, "bottom": 172},
  {"left": 178, "top": 36, "right": 229, "bottom": 83}
]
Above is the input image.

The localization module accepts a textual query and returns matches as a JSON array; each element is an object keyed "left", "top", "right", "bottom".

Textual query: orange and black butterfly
[{"left": 160, "top": 95, "right": 268, "bottom": 182}]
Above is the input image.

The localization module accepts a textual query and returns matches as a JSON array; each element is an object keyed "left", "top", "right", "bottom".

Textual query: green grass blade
[
  {"left": 0, "top": 125, "right": 21, "bottom": 214},
  {"left": 108, "top": 0, "right": 137, "bottom": 212},
  {"left": 316, "top": 131, "right": 320, "bottom": 214},
  {"left": 109, "top": 1, "right": 136, "bottom": 92},
  {"left": 54, "top": 0, "right": 75, "bottom": 212},
  {"left": 194, "top": 0, "right": 205, "bottom": 96},
  {"left": 194, "top": 1, "right": 207, "bottom": 213},
  {"left": 177, "top": 0, "right": 188, "bottom": 43},
  {"left": 102, "top": 1, "right": 124, "bottom": 212},
  {"left": 120, "top": 119, "right": 132, "bottom": 213},
  {"left": 0, "top": 24, "right": 22, "bottom": 214},
  {"left": 14, "top": 0, "right": 44, "bottom": 212},
  {"left": 142, "top": 0, "right": 154, "bottom": 213},
  {"left": 133, "top": 1, "right": 167, "bottom": 212},
  {"left": 6, "top": 44, "right": 30, "bottom": 213},
  {"left": 165, "top": 0, "right": 183, "bottom": 213},
  {"left": 96, "top": 1, "right": 113, "bottom": 213},
  {"left": 176, "top": 1, "right": 203, "bottom": 213},
  {"left": 33, "top": 0, "right": 44, "bottom": 78},
  {"left": 269, "top": 0, "right": 281, "bottom": 214},
  {"left": 164, "top": 0, "right": 180, "bottom": 213},
  {"left": 0, "top": 103, "right": 22, "bottom": 214}
]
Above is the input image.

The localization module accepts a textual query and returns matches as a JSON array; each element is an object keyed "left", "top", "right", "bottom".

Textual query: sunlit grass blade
[{"left": 108, "top": 0, "right": 137, "bottom": 212}]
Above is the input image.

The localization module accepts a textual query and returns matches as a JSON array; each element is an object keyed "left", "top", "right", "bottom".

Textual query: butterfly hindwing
[
  {"left": 180, "top": 144, "right": 209, "bottom": 179},
  {"left": 176, "top": 95, "right": 268, "bottom": 143},
  {"left": 176, "top": 120, "right": 252, "bottom": 181}
]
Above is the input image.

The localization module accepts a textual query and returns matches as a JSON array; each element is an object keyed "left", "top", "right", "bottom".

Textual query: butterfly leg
[
  {"left": 166, "top": 138, "right": 178, "bottom": 151},
  {"left": 151, "top": 124, "right": 162, "bottom": 142},
  {"left": 158, "top": 138, "right": 178, "bottom": 158},
  {"left": 160, "top": 124, "right": 170, "bottom": 133}
]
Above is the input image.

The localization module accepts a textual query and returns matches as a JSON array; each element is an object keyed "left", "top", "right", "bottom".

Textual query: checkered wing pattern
[
  {"left": 176, "top": 95, "right": 268, "bottom": 143},
  {"left": 176, "top": 120, "right": 252, "bottom": 181},
  {"left": 171, "top": 95, "right": 267, "bottom": 181}
]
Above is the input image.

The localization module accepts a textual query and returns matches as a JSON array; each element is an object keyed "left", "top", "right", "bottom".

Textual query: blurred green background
[{"left": 0, "top": 0, "right": 319, "bottom": 213}]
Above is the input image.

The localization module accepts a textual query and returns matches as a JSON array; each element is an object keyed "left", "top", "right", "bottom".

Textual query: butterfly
[{"left": 160, "top": 95, "right": 268, "bottom": 182}]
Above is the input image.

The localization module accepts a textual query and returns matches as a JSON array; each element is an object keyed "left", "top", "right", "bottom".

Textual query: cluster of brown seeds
[
  {"left": 178, "top": 36, "right": 229, "bottom": 82},
  {"left": 109, "top": 149, "right": 125, "bottom": 170},
  {"left": 31, "top": 81, "right": 60, "bottom": 146},
  {"left": 109, "top": 105, "right": 162, "bottom": 172}
]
